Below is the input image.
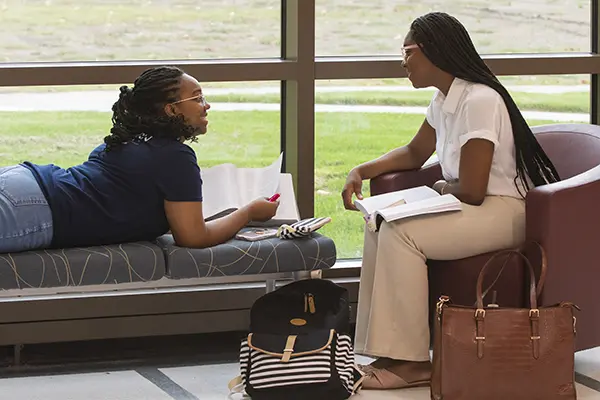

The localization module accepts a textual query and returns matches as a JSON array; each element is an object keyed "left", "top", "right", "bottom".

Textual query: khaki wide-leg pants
[{"left": 354, "top": 195, "right": 526, "bottom": 361}]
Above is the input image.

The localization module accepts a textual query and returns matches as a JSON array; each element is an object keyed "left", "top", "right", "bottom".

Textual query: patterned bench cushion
[
  {"left": 0, "top": 242, "right": 165, "bottom": 290},
  {"left": 157, "top": 232, "right": 337, "bottom": 279}
]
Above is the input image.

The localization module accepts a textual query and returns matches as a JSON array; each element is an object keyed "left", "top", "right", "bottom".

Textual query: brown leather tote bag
[{"left": 430, "top": 247, "right": 579, "bottom": 400}]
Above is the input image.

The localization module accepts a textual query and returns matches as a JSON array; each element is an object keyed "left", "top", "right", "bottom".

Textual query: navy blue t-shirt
[{"left": 21, "top": 138, "right": 203, "bottom": 248}]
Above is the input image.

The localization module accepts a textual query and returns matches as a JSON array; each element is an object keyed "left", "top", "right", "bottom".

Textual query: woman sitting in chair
[
  {"left": 341, "top": 12, "right": 560, "bottom": 390},
  {"left": 0, "top": 66, "right": 278, "bottom": 253}
]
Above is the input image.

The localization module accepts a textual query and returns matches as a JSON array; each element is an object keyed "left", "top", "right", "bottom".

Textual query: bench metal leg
[
  {"left": 13, "top": 344, "right": 23, "bottom": 366},
  {"left": 265, "top": 279, "right": 277, "bottom": 293},
  {"left": 291, "top": 270, "right": 321, "bottom": 281},
  {"left": 266, "top": 270, "right": 322, "bottom": 293},
  {"left": 310, "top": 270, "right": 322, "bottom": 279}
]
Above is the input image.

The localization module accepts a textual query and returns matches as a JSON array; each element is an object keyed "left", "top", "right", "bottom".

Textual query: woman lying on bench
[{"left": 0, "top": 66, "right": 278, "bottom": 253}]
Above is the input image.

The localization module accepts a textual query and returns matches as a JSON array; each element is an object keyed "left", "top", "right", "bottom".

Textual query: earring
[{"left": 165, "top": 104, "right": 176, "bottom": 117}]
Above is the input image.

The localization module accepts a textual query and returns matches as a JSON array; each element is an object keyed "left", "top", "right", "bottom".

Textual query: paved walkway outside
[{"left": 0, "top": 85, "right": 590, "bottom": 123}]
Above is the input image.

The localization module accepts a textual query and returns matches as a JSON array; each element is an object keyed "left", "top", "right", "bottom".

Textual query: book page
[
  {"left": 236, "top": 153, "right": 283, "bottom": 204},
  {"left": 400, "top": 185, "right": 440, "bottom": 203},
  {"left": 354, "top": 185, "right": 440, "bottom": 215},
  {"left": 200, "top": 163, "right": 240, "bottom": 219},
  {"left": 354, "top": 191, "right": 407, "bottom": 216},
  {"left": 200, "top": 154, "right": 283, "bottom": 219},
  {"left": 377, "top": 194, "right": 462, "bottom": 222},
  {"left": 273, "top": 173, "right": 301, "bottom": 222},
  {"left": 248, "top": 173, "right": 300, "bottom": 227}
]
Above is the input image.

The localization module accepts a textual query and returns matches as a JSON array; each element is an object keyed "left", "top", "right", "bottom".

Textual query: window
[
  {"left": 0, "top": 82, "right": 281, "bottom": 169},
  {"left": 0, "top": 2, "right": 596, "bottom": 260},
  {"left": 1, "top": 0, "right": 281, "bottom": 62},
  {"left": 314, "top": 75, "right": 590, "bottom": 258},
  {"left": 194, "top": 82, "right": 281, "bottom": 168},
  {"left": 315, "top": 1, "right": 591, "bottom": 56}
]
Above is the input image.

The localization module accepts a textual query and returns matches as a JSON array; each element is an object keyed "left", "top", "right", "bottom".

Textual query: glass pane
[
  {"left": 316, "top": 0, "right": 590, "bottom": 56},
  {"left": 1, "top": 0, "right": 280, "bottom": 63},
  {"left": 0, "top": 81, "right": 281, "bottom": 168},
  {"left": 314, "top": 75, "right": 590, "bottom": 259}
]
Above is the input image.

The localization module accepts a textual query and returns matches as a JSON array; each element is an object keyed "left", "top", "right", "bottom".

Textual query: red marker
[{"left": 268, "top": 193, "right": 280, "bottom": 202}]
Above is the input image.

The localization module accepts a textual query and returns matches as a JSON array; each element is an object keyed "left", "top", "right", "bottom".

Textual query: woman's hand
[
  {"left": 245, "top": 197, "right": 280, "bottom": 222},
  {"left": 341, "top": 168, "right": 364, "bottom": 211}
]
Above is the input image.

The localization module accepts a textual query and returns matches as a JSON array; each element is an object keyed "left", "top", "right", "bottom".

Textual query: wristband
[{"left": 441, "top": 182, "right": 449, "bottom": 195}]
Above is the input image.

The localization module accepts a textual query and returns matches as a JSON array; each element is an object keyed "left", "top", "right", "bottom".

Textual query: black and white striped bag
[
  {"left": 277, "top": 217, "right": 331, "bottom": 240},
  {"left": 228, "top": 279, "right": 364, "bottom": 399}
]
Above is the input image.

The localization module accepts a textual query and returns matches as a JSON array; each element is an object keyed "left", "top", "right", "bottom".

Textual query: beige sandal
[
  {"left": 357, "top": 364, "right": 377, "bottom": 374},
  {"left": 357, "top": 357, "right": 395, "bottom": 374},
  {"left": 362, "top": 368, "right": 430, "bottom": 390}
]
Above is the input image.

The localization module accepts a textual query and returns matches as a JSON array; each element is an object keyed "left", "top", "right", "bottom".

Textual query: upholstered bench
[
  {"left": 0, "top": 232, "right": 336, "bottom": 291},
  {"left": 0, "top": 241, "right": 165, "bottom": 290},
  {"left": 157, "top": 232, "right": 336, "bottom": 279},
  {"left": 0, "top": 232, "right": 337, "bottom": 354}
]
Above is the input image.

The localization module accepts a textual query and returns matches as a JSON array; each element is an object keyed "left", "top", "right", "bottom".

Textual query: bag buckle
[
  {"left": 436, "top": 296, "right": 450, "bottom": 319},
  {"left": 281, "top": 335, "right": 297, "bottom": 362}
]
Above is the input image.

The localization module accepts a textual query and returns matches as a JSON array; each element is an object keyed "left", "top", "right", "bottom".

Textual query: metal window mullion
[
  {"left": 281, "top": 0, "right": 316, "bottom": 219},
  {"left": 592, "top": 0, "right": 600, "bottom": 124},
  {"left": 0, "top": 59, "right": 295, "bottom": 87},
  {"left": 315, "top": 54, "right": 600, "bottom": 80}
]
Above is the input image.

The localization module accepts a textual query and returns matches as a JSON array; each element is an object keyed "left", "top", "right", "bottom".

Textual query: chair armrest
[
  {"left": 526, "top": 164, "right": 600, "bottom": 350},
  {"left": 370, "top": 162, "right": 443, "bottom": 196}
]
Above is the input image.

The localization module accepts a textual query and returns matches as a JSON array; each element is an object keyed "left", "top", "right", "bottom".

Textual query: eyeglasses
[
  {"left": 401, "top": 44, "right": 420, "bottom": 59},
  {"left": 171, "top": 94, "right": 208, "bottom": 107}
]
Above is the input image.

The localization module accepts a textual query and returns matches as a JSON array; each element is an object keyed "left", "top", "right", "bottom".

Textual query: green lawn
[
  {"left": 0, "top": 0, "right": 589, "bottom": 64},
  {"left": 0, "top": 110, "right": 563, "bottom": 258},
  {"left": 205, "top": 90, "right": 590, "bottom": 114}
]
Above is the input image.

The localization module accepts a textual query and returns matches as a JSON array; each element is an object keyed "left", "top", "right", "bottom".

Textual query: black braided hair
[
  {"left": 409, "top": 12, "right": 560, "bottom": 193},
  {"left": 104, "top": 66, "right": 198, "bottom": 150}
]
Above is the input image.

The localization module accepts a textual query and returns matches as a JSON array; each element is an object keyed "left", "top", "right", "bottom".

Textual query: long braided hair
[
  {"left": 410, "top": 12, "right": 560, "bottom": 193},
  {"left": 104, "top": 66, "right": 198, "bottom": 150}
]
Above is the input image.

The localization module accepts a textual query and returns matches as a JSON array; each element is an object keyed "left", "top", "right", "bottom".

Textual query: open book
[
  {"left": 200, "top": 153, "right": 300, "bottom": 227},
  {"left": 354, "top": 185, "right": 462, "bottom": 224}
]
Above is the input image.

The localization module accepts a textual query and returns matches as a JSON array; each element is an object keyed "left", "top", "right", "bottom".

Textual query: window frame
[{"left": 0, "top": 0, "right": 598, "bottom": 225}]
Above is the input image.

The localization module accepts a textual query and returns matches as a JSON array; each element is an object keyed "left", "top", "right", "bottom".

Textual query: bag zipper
[{"left": 304, "top": 293, "right": 316, "bottom": 314}]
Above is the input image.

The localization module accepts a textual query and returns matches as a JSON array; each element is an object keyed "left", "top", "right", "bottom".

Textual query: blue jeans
[{"left": 0, "top": 165, "right": 53, "bottom": 253}]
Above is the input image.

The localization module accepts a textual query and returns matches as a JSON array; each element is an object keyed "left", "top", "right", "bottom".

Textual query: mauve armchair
[{"left": 369, "top": 123, "right": 600, "bottom": 351}]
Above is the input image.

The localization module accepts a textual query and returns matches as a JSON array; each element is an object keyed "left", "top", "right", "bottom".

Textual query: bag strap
[
  {"left": 477, "top": 251, "right": 515, "bottom": 305},
  {"left": 475, "top": 243, "right": 547, "bottom": 310},
  {"left": 227, "top": 375, "right": 244, "bottom": 395},
  {"left": 477, "top": 243, "right": 548, "bottom": 305},
  {"left": 352, "top": 364, "right": 366, "bottom": 394}
]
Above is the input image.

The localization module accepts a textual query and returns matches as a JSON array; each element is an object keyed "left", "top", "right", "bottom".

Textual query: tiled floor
[{"left": 0, "top": 349, "right": 598, "bottom": 399}]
